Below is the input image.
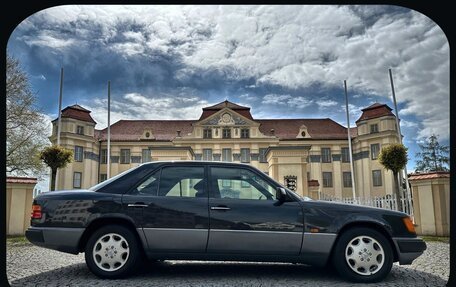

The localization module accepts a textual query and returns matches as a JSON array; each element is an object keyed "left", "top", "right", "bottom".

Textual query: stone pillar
[
  {"left": 308, "top": 180, "right": 320, "bottom": 199},
  {"left": 6, "top": 177, "right": 37, "bottom": 235},
  {"left": 409, "top": 172, "right": 450, "bottom": 236},
  {"left": 267, "top": 146, "right": 311, "bottom": 197}
]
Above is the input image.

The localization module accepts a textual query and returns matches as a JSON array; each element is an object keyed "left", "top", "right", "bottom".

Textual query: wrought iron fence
[{"left": 319, "top": 193, "right": 413, "bottom": 215}]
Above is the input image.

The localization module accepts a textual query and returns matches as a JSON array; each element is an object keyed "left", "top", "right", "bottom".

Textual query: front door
[
  {"left": 123, "top": 165, "right": 209, "bottom": 253},
  {"left": 207, "top": 166, "right": 304, "bottom": 255}
]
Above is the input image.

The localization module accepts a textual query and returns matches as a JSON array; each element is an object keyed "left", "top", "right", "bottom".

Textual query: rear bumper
[
  {"left": 25, "top": 227, "right": 85, "bottom": 254},
  {"left": 392, "top": 237, "right": 427, "bottom": 265}
]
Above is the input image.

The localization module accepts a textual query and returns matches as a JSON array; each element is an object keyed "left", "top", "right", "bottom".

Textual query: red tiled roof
[
  {"left": 203, "top": 100, "right": 250, "bottom": 110},
  {"left": 356, "top": 103, "right": 394, "bottom": 123},
  {"left": 96, "top": 117, "right": 354, "bottom": 141},
  {"left": 308, "top": 180, "right": 320, "bottom": 187},
  {"left": 7, "top": 177, "right": 38, "bottom": 184},
  {"left": 96, "top": 120, "right": 195, "bottom": 141},
  {"left": 199, "top": 109, "right": 254, "bottom": 120},
  {"left": 408, "top": 172, "right": 450, "bottom": 181},
  {"left": 199, "top": 100, "right": 253, "bottom": 120},
  {"left": 53, "top": 104, "right": 97, "bottom": 124},
  {"left": 257, "top": 119, "right": 351, "bottom": 140}
]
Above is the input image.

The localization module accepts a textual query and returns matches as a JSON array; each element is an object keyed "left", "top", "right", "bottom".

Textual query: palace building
[{"left": 50, "top": 100, "right": 401, "bottom": 199}]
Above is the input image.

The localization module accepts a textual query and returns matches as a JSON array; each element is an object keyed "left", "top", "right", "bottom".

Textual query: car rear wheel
[
  {"left": 332, "top": 227, "right": 393, "bottom": 283},
  {"left": 85, "top": 225, "right": 141, "bottom": 278}
]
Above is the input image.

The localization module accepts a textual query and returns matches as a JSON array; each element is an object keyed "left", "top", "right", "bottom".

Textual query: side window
[
  {"left": 158, "top": 166, "right": 205, "bottom": 198},
  {"left": 210, "top": 167, "right": 275, "bottom": 200},
  {"left": 134, "top": 169, "right": 160, "bottom": 195}
]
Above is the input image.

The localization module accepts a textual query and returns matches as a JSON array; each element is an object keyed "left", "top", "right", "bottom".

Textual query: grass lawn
[
  {"left": 420, "top": 235, "right": 450, "bottom": 243},
  {"left": 6, "top": 235, "right": 30, "bottom": 245}
]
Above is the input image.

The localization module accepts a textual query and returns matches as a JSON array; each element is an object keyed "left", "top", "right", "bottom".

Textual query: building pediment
[{"left": 196, "top": 107, "right": 258, "bottom": 127}]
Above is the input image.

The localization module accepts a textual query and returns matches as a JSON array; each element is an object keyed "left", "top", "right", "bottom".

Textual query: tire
[
  {"left": 85, "top": 224, "right": 142, "bottom": 279},
  {"left": 332, "top": 227, "right": 393, "bottom": 283}
]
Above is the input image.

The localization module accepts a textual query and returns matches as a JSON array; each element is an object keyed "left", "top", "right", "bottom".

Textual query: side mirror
[{"left": 276, "top": 187, "right": 287, "bottom": 202}]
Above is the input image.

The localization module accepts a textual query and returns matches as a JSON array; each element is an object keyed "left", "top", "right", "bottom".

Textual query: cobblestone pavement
[{"left": 7, "top": 241, "right": 449, "bottom": 287}]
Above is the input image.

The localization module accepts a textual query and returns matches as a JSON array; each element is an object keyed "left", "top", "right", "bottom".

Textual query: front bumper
[
  {"left": 25, "top": 227, "right": 85, "bottom": 254},
  {"left": 392, "top": 237, "right": 427, "bottom": 265}
]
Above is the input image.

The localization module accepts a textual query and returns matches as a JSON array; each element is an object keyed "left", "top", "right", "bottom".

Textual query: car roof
[{"left": 140, "top": 160, "right": 253, "bottom": 168}]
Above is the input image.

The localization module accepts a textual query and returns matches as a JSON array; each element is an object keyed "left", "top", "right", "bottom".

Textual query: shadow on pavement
[{"left": 9, "top": 261, "right": 448, "bottom": 287}]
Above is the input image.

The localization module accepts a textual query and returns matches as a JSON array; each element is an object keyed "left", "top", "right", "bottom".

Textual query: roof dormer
[{"left": 296, "top": 124, "right": 311, "bottom": 138}]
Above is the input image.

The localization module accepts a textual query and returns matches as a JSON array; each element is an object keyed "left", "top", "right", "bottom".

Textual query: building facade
[{"left": 50, "top": 100, "right": 400, "bottom": 199}]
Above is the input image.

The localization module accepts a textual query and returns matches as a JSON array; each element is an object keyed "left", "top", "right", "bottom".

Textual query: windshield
[{"left": 89, "top": 165, "right": 141, "bottom": 191}]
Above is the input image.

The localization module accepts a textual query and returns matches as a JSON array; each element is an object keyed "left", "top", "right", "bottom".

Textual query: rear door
[
  {"left": 122, "top": 164, "right": 209, "bottom": 253},
  {"left": 206, "top": 166, "right": 304, "bottom": 255}
]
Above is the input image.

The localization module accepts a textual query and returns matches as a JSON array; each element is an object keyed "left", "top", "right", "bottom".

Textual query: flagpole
[
  {"left": 55, "top": 67, "right": 64, "bottom": 190},
  {"left": 107, "top": 81, "right": 111, "bottom": 179},
  {"left": 344, "top": 80, "right": 357, "bottom": 204},
  {"left": 389, "top": 69, "right": 414, "bottom": 218}
]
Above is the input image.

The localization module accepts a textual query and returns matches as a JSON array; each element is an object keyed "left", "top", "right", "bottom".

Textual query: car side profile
[{"left": 26, "top": 161, "right": 426, "bottom": 283}]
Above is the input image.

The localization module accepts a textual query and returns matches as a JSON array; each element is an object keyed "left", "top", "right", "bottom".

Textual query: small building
[
  {"left": 409, "top": 172, "right": 450, "bottom": 236},
  {"left": 6, "top": 177, "right": 37, "bottom": 235},
  {"left": 50, "top": 100, "right": 400, "bottom": 199}
]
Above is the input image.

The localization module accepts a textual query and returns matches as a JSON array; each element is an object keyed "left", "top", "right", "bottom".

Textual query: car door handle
[
  {"left": 210, "top": 206, "right": 231, "bottom": 211},
  {"left": 128, "top": 203, "right": 148, "bottom": 208}
]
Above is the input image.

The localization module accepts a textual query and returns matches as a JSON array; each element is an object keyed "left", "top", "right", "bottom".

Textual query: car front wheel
[
  {"left": 85, "top": 225, "right": 141, "bottom": 278},
  {"left": 332, "top": 227, "right": 393, "bottom": 283}
]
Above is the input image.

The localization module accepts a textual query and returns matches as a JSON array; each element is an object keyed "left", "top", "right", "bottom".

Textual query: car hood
[{"left": 303, "top": 199, "right": 408, "bottom": 217}]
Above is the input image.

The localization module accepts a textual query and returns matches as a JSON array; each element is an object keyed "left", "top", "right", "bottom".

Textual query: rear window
[{"left": 90, "top": 163, "right": 158, "bottom": 194}]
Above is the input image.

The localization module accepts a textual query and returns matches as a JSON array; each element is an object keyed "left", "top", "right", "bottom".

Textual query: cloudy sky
[{"left": 8, "top": 5, "right": 449, "bottom": 185}]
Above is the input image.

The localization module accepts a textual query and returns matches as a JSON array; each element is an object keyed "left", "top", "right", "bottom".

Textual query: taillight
[
  {"left": 402, "top": 216, "right": 416, "bottom": 234},
  {"left": 31, "top": 204, "right": 42, "bottom": 219}
]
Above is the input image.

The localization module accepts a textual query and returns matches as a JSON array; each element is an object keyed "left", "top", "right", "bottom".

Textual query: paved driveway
[{"left": 7, "top": 242, "right": 449, "bottom": 287}]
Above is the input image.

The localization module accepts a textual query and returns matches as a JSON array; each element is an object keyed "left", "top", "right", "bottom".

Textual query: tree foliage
[
  {"left": 415, "top": 134, "right": 450, "bottom": 172},
  {"left": 378, "top": 144, "right": 408, "bottom": 174},
  {"left": 6, "top": 53, "right": 49, "bottom": 176},
  {"left": 39, "top": 145, "right": 73, "bottom": 191},
  {"left": 378, "top": 143, "right": 408, "bottom": 211}
]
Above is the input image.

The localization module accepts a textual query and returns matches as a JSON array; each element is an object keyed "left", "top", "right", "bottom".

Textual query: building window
[
  {"left": 73, "top": 172, "right": 82, "bottom": 188},
  {"left": 222, "top": 148, "right": 232, "bottom": 162},
  {"left": 322, "top": 172, "right": 333, "bottom": 188},
  {"left": 142, "top": 149, "right": 151, "bottom": 163},
  {"left": 76, "top": 125, "right": 84, "bottom": 135},
  {"left": 372, "top": 170, "right": 382, "bottom": 186},
  {"left": 100, "top": 149, "right": 107, "bottom": 164},
  {"left": 222, "top": 128, "right": 231, "bottom": 139},
  {"left": 203, "top": 149, "right": 212, "bottom": 161},
  {"left": 370, "top": 124, "right": 379, "bottom": 133},
  {"left": 240, "top": 128, "right": 250, "bottom": 138},
  {"left": 100, "top": 174, "right": 107, "bottom": 182},
  {"left": 120, "top": 149, "right": 130, "bottom": 164},
  {"left": 343, "top": 172, "right": 352, "bottom": 188},
  {"left": 321, "top": 148, "right": 331, "bottom": 163},
  {"left": 240, "top": 148, "right": 250, "bottom": 163},
  {"left": 371, "top": 143, "right": 380, "bottom": 160},
  {"left": 203, "top": 129, "right": 212, "bottom": 139},
  {"left": 259, "top": 148, "right": 268, "bottom": 163},
  {"left": 222, "top": 179, "right": 231, "bottom": 188},
  {"left": 341, "top": 147, "right": 350, "bottom": 163},
  {"left": 241, "top": 180, "right": 250, "bottom": 188},
  {"left": 74, "top": 146, "right": 83, "bottom": 162}
]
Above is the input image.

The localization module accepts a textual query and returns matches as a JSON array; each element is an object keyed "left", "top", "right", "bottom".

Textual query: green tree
[
  {"left": 6, "top": 53, "right": 49, "bottom": 175},
  {"left": 378, "top": 144, "right": 408, "bottom": 211},
  {"left": 415, "top": 134, "right": 450, "bottom": 172},
  {"left": 39, "top": 145, "right": 73, "bottom": 191}
]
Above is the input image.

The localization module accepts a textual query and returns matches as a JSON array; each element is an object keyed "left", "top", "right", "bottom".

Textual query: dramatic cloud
[
  {"left": 85, "top": 92, "right": 209, "bottom": 129},
  {"left": 7, "top": 5, "right": 450, "bottom": 175}
]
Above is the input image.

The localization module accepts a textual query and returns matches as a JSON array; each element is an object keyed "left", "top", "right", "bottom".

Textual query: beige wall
[
  {"left": 51, "top": 109, "right": 400, "bottom": 201},
  {"left": 410, "top": 176, "right": 450, "bottom": 236},
  {"left": 6, "top": 181, "right": 36, "bottom": 235}
]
